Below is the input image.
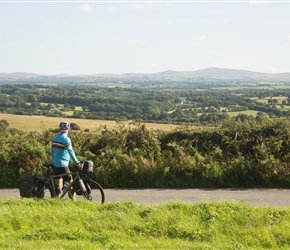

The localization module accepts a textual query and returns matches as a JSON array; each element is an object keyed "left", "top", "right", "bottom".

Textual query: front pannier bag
[
  {"left": 72, "top": 177, "right": 86, "bottom": 195},
  {"left": 82, "top": 160, "right": 94, "bottom": 173}
]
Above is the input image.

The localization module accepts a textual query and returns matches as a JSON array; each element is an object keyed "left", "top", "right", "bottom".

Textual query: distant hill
[
  {"left": 147, "top": 68, "right": 290, "bottom": 82},
  {"left": 1, "top": 68, "right": 290, "bottom": 84}
]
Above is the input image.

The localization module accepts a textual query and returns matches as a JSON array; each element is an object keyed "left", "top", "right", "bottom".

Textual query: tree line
[{"left": 1, "top": 84, "right": 290, "bottom": 124}]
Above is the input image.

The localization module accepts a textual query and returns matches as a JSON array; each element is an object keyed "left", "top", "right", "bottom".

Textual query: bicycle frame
[
  {"left": 50, "top": 172, "right": 79, "bottom": 199},
  {"left": 39, "top": 169, "right": 82, "bottom": 199}
]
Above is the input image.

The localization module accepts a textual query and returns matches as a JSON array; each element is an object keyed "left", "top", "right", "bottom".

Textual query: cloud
[
  {"left": 167, "top": 19, "right": 173, "bottom": 25},
  {"left": 78, "top": 4, "right": 94, "bottom": 12},
  {"left": 77, "top": 2, "right": 168, "bottom": 13},
  {"left": 198, "top": 35, "right": 207, "bottom": 41},
  {"left": 126, "top": 2, "right": 161, "bottom": 11},
  {"left": 141, "top": 21, "right": 154, "bottom": 28},
  {"left": 214, "top": 63, "right": 246, "bottom": 70},
  {"left": 45, "top": 20, "right": 68, "bottom": 26},
  {"left": 150, "top": 64, "right": 162, "bottom": 69},
  {"left": 127, "top": 39, "right": 146, "bottom": 44},
  {"left": 127, "top": 3, "right": 145, "bottom": 10},
  {"left": 248, "top": 0, "right": 266, "bottom": 6},
  {"left": 77, "top": 4, "right": 118, "bottom": 13},
  {"left": 286, "top": 36, "right": 290, "bottom": 42},
  {"left": 216, "top": 18, "right": 228, "bottom": 25},
  {"left": 106, "top": 5, "right": 118, "bottom": 12}
]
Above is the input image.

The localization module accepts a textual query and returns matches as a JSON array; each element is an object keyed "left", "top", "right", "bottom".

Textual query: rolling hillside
[{"left": 1, "top": 67, "right": 290, "bottom": 84}]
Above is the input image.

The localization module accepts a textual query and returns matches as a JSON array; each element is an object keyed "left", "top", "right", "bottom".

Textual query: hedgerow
[{"left": 1, "top": 117, "right": 290, "bottom": 188}]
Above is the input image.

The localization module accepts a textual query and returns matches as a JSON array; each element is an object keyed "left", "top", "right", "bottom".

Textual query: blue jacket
[{"left": 51, "top": 132, "right": 78, "bottom": 167}]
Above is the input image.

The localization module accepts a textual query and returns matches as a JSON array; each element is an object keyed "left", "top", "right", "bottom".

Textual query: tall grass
[{"left": 1, "top": 199, "right": 290, "bottom": 249}]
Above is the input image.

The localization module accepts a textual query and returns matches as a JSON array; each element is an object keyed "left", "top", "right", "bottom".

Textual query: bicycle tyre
[
  {"left": 82, "top": 180, "right": 105, "bottom": 204},
  {"left": 35, "top": 179, "right": 55, "bottom": 199}
]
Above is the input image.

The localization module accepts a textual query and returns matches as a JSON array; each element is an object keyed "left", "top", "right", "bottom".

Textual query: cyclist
[{"left": 51, "top": 121, "right": 82, "bottom": 198}]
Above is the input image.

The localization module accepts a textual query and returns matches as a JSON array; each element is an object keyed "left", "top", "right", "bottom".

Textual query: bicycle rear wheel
[
  {"left": 76, "top": 180, "right": 105, "bottom": 204},
  {"left": 35, "top": 179, "right": 55, "bottom": 199}
]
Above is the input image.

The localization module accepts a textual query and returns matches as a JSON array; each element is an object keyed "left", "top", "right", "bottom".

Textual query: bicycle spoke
[{"left": 72, "top": 179, "right": 105, "bottom": 204}]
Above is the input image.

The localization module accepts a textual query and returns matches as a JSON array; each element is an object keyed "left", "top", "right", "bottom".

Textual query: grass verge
[{"left": 0, "top": 199, "right": 290, "bottom": 249}]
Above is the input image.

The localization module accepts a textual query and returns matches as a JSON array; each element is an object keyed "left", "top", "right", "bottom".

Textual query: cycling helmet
[{"left": 60, "top": 121, "right": 70, "bottom": 131}]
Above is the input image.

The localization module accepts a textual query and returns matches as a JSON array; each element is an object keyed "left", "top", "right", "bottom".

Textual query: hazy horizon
[
  {"left": 1, "top": 1, "right": 290, "bottom": 75},
  {"left": 2, "top": 66, "right": 290, "bottom": 77}
]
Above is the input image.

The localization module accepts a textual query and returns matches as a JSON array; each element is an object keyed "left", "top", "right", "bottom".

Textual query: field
[
  {"left": 1, "top": 199, "right": 290, "bottom": 249},
  {"left": 250, "top": 96, "right": 288, "bottom": 104},
  {"left": 213, "top": 85, "right": 290, "bottom": 91},
  {"left": 226, "top": 110, "right": 259, "bottom": 117},
  {"left": 0, "top": 114, "right": 181, "bottom": 132}
]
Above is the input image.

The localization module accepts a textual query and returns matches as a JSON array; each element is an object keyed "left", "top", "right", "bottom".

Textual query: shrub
[{"left": 2, "top": 118, "right": 290, "bottom": 188}]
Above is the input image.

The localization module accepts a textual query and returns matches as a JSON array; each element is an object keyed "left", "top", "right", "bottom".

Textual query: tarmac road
[{"left": 1, "top": 188, "right": 290, "bottom": 207}]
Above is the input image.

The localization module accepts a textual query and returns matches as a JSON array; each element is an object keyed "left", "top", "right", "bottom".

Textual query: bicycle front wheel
[{"left": 81, "top": 180, "right": 105, "bottom": 204}]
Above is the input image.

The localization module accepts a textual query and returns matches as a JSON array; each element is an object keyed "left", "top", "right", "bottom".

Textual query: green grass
[
  {"left": 212, "top": 85, "right": 290, "bottom": 91},
  {"left": 212, "top": 86, "right": 275, "bottom": 91},
  {"left": 63, "top": 106, "right": 83, "bottom": 115},
  {"left": 196, "top": 110, "right": 259, "bottom": 117},
  {"left": 62, "top": 111, "right": 74, "bottom": 116},
  {"left": 1, "top": 199, "right": 290, "bottom": 249},
  {"left": 226, "top": 110, "right": 259, "bottom": 117},
  {"left": 39, "top": 103, "right": 83, "bottom": 111}
]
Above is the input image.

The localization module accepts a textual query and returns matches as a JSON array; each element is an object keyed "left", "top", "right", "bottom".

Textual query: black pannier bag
[
  {"left": 82, "top": 160, "right": 94, "bottom": 173},
  {"left": 72, "top": 177, "right": 86, "bottom": 195},
  {"left": 19, "top": 174, "right": 36, "bottom": 198}
]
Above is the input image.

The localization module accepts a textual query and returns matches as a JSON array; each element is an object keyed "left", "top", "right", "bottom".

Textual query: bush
[
  {"left": 2, "top": 118, "right": 290, "bottom": 188},
  {"left": 70, "top": 123, "right": 80, "bottom": 130}
]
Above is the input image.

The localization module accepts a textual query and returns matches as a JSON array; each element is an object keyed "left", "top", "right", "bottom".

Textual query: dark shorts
[{"left": 52, "top": 166, "right": 72, "bottom": 182}]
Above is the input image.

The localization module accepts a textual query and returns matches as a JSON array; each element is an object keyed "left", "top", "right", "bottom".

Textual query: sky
[{"left": 0, "top": 0, "right": 290, "bottom": 75}]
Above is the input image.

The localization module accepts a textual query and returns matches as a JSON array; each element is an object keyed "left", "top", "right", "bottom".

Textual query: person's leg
[
  {"left": 68, "top": 184, "right": 76, "bottom": 200},
  {"left": 62, "top": 169, "right": 75, "bottom": 201},
  {"left": 52, "top": 166, "right": 68, "bottom": 198},
  {"left": 55, "top": 177, "right": 63, "bottom": 198}
]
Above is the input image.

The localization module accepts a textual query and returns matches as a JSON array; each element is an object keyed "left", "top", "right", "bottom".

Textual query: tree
[
  {"left": 82, "top": 106, "right": 89, "bottom": 112},
  {"left": 256, "top": 112, "right": 269, "bottom": 122},
  {"left": 71, "top": 123, "right": 80, "bottom": 130},
  {"left": 0, "top": 119, "right": 9, "bottom": 130}
]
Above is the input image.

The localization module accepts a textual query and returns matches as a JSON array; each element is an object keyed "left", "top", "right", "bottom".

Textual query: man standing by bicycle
[{"left": 51, "top": 121, "right": 82, "bottom": 199}]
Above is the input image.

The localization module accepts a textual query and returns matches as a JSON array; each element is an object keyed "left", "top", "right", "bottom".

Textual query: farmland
[
  {"left": 2, "top": 82, "right": 290, "bottom": 127},
  {"left": 0, "top": 113, "right": 181, "bottom": 132}
]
